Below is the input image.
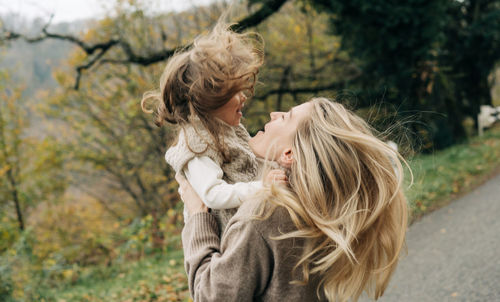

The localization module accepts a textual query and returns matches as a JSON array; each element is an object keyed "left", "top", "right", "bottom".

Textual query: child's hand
[{"left": 265, "top": 169, "right": 288, "bottom": 186}]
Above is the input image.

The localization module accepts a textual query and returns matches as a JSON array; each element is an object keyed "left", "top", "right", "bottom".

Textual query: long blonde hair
[
  {"left": 257, "top": 97, "right": 408, "bottom": 301},
  {"left": 141, "top": 21, "right": 263, "bottom": 161}
]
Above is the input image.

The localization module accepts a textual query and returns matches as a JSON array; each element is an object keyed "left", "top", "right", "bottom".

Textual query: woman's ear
[{"left": 278, "top": 148, "right": 294, "bottom": 168}]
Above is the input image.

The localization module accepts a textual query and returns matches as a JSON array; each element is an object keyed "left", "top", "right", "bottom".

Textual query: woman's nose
[{"left": 270, "top": 111, "right": 286, "bottom": 120}]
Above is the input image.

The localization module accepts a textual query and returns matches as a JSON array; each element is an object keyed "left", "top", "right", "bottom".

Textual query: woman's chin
[{"left": 249, "top": 134, "right": 264, "bottom": 158}]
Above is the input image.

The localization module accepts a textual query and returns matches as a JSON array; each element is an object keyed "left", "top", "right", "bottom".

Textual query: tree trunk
[
  {"left": 7, "top": 168, "right": 24, "bottom": 231},
  {"left": 276, "top": 66, "right": 292, "bottom": 111},
  {"left": 151, "top": 209, "right": 165, "bottom": 251},
  {"left": 304, "top": 9, "right": 317, "bottom": 80},
  {"left": 444, "top": 92, "right": 467, "bottom": 141},
  {"left": 467, "top": 74, "right": 493, "bottom": 132}
]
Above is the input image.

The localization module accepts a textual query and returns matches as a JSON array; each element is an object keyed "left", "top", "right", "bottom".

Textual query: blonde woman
[{"left": 178, "top": 97, "right": 408, "bottom": 302}]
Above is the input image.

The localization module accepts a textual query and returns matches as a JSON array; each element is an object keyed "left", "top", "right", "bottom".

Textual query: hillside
[{"left": 0, "top": 14, "right": 89, "bottom": 96}]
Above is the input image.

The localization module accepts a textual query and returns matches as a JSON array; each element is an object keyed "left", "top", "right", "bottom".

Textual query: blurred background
[{"left": 1, "top": 0, "right": 499, "bottom": 301}]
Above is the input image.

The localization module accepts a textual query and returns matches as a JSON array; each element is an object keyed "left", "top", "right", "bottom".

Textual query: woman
[{"left": 178, "top": 97, "right": 408, "bottom": 302}]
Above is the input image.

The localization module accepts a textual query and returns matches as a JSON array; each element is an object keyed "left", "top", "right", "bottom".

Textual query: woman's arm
[
  {"left": 177, "top": 174, "right": 272, "bottom": 301},
  {"left": 182, "top": 213, "right": 273, "bottom": 301}
]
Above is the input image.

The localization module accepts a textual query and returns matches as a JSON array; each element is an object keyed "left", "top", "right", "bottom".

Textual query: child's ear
[{"left": 278, "top": 148, "right": 294, "bottom": 168}]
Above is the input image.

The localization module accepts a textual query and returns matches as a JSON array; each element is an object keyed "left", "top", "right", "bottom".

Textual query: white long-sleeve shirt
[{"left": 183, "top": 156, "right": 262, "bottom": 210}]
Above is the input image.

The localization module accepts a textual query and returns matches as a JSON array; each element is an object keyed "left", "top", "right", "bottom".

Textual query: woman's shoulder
[{"left": 229, "top": 197, "right": 296, "bottom": 238}]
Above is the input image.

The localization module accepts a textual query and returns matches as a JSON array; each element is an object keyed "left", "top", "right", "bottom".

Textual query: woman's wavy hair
[
  {"left": 256, "top": 97, "right": 409, "bottom": 302},
  {"left": 141, "top": 21, "right": 263, "bottom": 161}
]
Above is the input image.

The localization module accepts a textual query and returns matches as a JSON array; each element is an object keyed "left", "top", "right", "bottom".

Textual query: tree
[
  {"left": 37, "top": 4, "right": 247, "bottom": 248},
  {"left": 308, "top": 0, "right": 453, "bottom": 149},
  {"left": 0, "top": 1, "right": 295, "bottom": 255},
  {"left": 3, "top": 0, "right": 499, "bottom": 151},
  {"left": 0, "top": 70, "right": 65, "bottom": 237},
  {"left": 309, "top": 0, "right": 500, "bottom": 148},
  {"left": 244, "top": 1, "right": 360, "bottom": 134},
  {"left": 441, "top": 0, "right": 500, "bottom": 126},
  {"left": 0, "top": 0, "right": 289, "bottom": 89},
  {"left": 0, "top": 76, "right": 25, "bottom": 231}
]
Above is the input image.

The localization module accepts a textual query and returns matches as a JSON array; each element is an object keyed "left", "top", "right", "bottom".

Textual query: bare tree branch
[
  {"left": 231, "top": 0, "right": 288, "bottom": 32},
  {"left": 256, "top": 82, "right": 346, "bottom": 100},
  {"left": 42, "top": 28, "right": 120, "bottom": 55},
  {"left": 0, "top": 0, "right": 289, "bottom": 89}
]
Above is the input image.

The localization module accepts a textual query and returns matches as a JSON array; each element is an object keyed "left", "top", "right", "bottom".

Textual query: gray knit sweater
[
  {"left": 182, "top": 199, "right": 327, "bottom": 301},
  {"left": 165, "top": 117, "right": 259, "bottom": 232}
]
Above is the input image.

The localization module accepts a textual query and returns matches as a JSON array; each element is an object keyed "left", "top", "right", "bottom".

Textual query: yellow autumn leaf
[
  {"left": 62, "top": 269, "right": 74, "bottom": 280},
  {"left": 294, "top": 25, "right": 301, "bottom": 34},
  {"left": 0, "top": 164, "right": 10, "bottom": 177}
]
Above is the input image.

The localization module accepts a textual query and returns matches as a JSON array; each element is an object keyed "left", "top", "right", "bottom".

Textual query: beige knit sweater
[{"left": 182, "top": 198, "right": 327, "bottom": 301}]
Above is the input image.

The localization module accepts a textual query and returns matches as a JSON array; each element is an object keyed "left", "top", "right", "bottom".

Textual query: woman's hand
[{"left": 175, "top": 173, "right": 208, "bottom": 215}]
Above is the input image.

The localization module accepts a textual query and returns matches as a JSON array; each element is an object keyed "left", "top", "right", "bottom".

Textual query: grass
[
  {"left": 405, "top": 123, "right": 500, "bottom": 222},
  {"left": 47, "top": 124, "right": 500, "bottom": 302},
  {"left": 43, "top": 250, "right": 189, "bottom": 302}
]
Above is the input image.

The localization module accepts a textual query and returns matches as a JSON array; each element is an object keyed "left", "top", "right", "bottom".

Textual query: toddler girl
[{"left": 141, "top": 22, "right": 284, "bottom": 232}]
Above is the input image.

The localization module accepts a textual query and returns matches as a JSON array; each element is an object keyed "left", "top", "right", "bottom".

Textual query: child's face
[{"left": 213, "top": 91, "right": 247, "bottom": 126}]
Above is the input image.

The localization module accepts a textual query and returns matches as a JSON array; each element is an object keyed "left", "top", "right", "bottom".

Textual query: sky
[{"left": 0, "top": 0, "right": 217, "bottom": 23}]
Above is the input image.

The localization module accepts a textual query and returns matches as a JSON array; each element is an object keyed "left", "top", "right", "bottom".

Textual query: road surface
[{"left": 365, "top": 172, "right": 500, "bottom": 302}]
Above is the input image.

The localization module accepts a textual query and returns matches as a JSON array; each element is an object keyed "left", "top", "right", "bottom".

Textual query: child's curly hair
[{"left": 141, "top": 21, "right": 264, "bottom": 161}]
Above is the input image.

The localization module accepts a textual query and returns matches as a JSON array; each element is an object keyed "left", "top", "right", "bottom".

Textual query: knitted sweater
[
  {"left": 182, "top": 198, "right": 327, "bottom": 301},
  {"left": 165, "top": 117, "right": 259, "bottom": 232}
]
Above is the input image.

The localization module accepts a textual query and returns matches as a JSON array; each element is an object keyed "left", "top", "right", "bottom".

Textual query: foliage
[
  {"left": 44, "top": 251, "right": 189, "bottom": 302},
  {"left": 2, "top": 4, "right": 234, "bottom": 299},
  {"left": 308, "top": 0, "right": 500, "bottom": 150},
  {"left": 313, "top": 0, "right": 446, "bottom": 94},
  {"left": 39, "top": 2, "right": 238, "bottom": 224},
  {"left": 0, "top": 229, "right": 53, "bottom": 301},
  {"left": 0, "top": 198, "right": 184, "bottom": 301},
  {"left": 245, "top": 1, "right": 356, "bottom": 134},
  {"left": 309, "top": 0, "right": 453, "bottom": 149},
  {"left": 440, "top": 0, "right": 500, "bottom": 119},
  {"left": 0, "top": 69, "right": 66, "bottom": 243},
  {"left": 407, "top": 124, "right": 500, "bottom": 220},
  {"left": 0, "top": 14, "right": 80, "bottom": 95}
]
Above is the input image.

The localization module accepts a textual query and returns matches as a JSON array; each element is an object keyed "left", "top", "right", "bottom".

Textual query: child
[{"left": 141, "top": 22, "right": 284, "bottom": 232}]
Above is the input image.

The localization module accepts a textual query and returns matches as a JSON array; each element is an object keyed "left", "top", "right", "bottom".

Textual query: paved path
[{"left": 365, "top": 172, "right": 500, "bottom": 302}]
